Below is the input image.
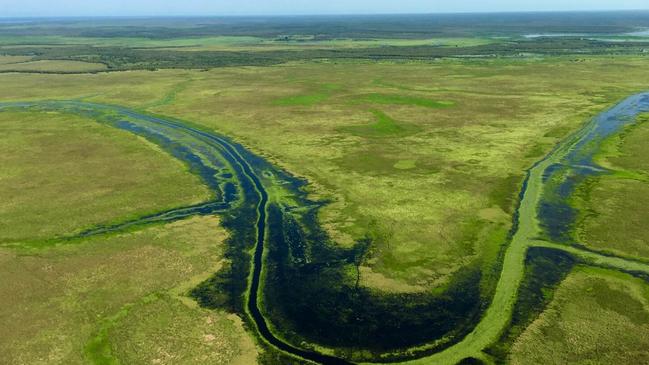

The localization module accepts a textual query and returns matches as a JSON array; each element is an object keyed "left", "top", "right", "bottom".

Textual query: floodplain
[{"left": 1, "top": 12, "right": 649, "bottom": 365}]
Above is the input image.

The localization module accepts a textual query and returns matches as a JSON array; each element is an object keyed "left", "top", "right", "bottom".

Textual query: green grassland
[
  {"left": 3, "top": 58, "right": 649, "bottom": 295},
  {"left": 0, "top": 110, "right": 211, "bottom": 244},
  {"left": 509, "top": 266, "right": 649, "bottom": 364},
  {"left": 0, "top": 216, "right": 257, "bottom": 365},
  {"left": 572, "top": 114, "right": 649, "bottom": 260}
]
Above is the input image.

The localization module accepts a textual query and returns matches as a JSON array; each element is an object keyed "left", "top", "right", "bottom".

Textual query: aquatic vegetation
[{"left": 0, "top": 102, "right": 502, "bottom": 363}]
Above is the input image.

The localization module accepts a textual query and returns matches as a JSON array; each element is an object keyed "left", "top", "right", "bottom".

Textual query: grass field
[
  {"left": 0, "top": 216, "right": 257, "bottom": 365},
  {"left": 509, "top": 266, "right": 649, "bottom": 364},
  {"left": 0, "top": 110, "right": 211, "bottom": 244},
  {"left": 572, "top": 114, "right": 649, "bottom": 259}
]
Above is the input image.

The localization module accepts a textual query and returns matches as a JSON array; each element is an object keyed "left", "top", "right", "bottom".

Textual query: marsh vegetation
[{"left": 2, "top": 12, "right": 649, "bottom": 365}]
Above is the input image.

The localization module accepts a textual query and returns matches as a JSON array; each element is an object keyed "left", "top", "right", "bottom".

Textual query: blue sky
[{"left": 1, "top": 0, "right": 648, "bottom": 17}]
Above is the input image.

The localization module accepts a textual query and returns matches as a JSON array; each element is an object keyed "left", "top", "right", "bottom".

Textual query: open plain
[{"left": 1, "top": 12, "right": 649, "bottom": 365}]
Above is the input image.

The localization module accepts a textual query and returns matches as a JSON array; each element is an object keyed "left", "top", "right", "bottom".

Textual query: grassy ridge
[{"left": 0, "top": 35, "right": 496, "bottom": 51}]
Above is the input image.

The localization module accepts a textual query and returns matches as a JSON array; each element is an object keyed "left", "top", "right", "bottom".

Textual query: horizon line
[{"left": 2, "top": 8, "right": 649, "bottom": 19}]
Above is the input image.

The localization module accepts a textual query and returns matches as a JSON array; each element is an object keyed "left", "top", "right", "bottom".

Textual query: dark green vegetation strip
[
  {"left": 264, "top": 206, "right": 483, "bottom": 356},
  {"left": 2, "top": 38, "right": 649, "bottom": 73}
]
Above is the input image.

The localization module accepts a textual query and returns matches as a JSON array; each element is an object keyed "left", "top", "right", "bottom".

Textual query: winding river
[{"left": 3, "top": 93, "right": 649, "bottom": 365}]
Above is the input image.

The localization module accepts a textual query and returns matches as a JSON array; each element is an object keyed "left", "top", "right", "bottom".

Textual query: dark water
[{"left": 539, "top": 93, "right": 649, "bottom": 241}]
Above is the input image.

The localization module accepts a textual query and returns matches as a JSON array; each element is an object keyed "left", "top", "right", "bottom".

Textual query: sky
[{"left": 1, "top": 0, "right": 649, "bottom": 17}]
